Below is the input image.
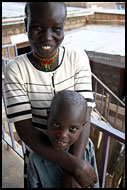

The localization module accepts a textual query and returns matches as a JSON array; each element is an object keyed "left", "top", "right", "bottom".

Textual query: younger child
[{"left": 27, "top": 90, "right": 99, "bottom": 188}]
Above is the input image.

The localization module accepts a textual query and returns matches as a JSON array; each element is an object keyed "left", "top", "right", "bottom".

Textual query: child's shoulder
[
  {"left": 29, "top": 151, "right": 44, "bottom": 163},
  {"left": 86, "top": 138, "right": 95, "bottom": 153},
  {"left": 29, "top": 151, "right": 54, "bottom": 166}
]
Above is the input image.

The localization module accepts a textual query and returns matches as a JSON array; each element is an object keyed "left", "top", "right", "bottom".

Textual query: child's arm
[
  {"left": 62, "top": 107, "right": 97, "bottom": 187},
  {"left": 69, "top": 107, "right": 92, "bottom": 158}
]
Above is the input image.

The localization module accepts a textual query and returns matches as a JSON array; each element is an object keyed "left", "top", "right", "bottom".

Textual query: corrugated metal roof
[
  {"left": 63, "top": 24, "right": 125, "bottom": 57},
  {"left": 62, "top": 24, "right": 125, "bottom": 67}
]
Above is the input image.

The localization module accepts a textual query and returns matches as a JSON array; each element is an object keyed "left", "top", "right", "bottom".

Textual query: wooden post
[
  {"left": 111, "top": 145, "right": 125, "bottom": 188},
  {"left": 107, "top": 141, "right": 122, "bottom": 175},
  {"left": 119, "top": 170, "right": 125, "bottom": 188},
  {"left": 104, "top": 93, "right": 110, "bottom": 118},
  {"left": 105, "top": 173, "right": 113, "bottom": 188}
]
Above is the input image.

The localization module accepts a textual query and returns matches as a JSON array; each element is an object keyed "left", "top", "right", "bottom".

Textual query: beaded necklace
[{"left": 33, "top": 49, "right": 58, "bottom": 72}]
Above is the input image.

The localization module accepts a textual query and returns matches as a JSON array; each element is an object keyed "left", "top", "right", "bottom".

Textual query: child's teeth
[
  {"left": 57, "top": 141, "right": 64, "bottom": 145},
  {"left": 42, "top": 46, "right": 51, "bottom": 50}
]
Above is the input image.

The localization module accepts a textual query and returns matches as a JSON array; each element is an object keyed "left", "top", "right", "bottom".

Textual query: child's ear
[
  {"left": 82, "top": 120, "right": 88, "bottom": 127},
  {"left": 80, "top": 121, "right": 88, "bottom": 133}
]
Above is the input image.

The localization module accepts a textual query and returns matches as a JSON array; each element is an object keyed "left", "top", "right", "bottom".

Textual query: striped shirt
[{"left": 4, "top": 46, "right": 95, "bottom": 130}]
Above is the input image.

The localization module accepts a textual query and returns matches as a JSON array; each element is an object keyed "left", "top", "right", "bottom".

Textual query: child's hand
[
  {"left": 74, "top": 160, "right": 98, "bottom": 188},
  {"left": 62, "top": 170, "right": 81, "bottom": 188}
]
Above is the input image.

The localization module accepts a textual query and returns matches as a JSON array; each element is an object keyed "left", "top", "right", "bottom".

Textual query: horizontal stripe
[
  {"left": 27, "top": 91, "right": 52, "bottom": 94},
  {"left": 24, "top": 83, "right": 50, "bottom": 86},
  {"left": 76, "top": 90, "right": 92, "bottom": 93},
  {"left": 6, "top": 87, "right": 91, "bottom": 97},
  {"left": 30, "top": 99, "right": 52, "bottom": 102},
  {"left": 31, "top": 106, "right": 49, "bottom": 110},
  {"left": 6, "top": 94, "right": 27, "bottom": 100},
  {"left": 55, "top": 75, "right": 90, "bottom": 86},
  {"left": 7, "top": 110, "right": 32, "bottom": 119},
  {"left": 60, "top": 84, "right": 92, "bottom": 91},
  {"left": 33, "top": 122, "right": 47, "bottom": 129},
  {"left": 4, "top": 82, "right": 25, "bottom": 86},
  {"left": 32, "top": 114, "right": 48, "bottom": 120},
  {"left": 5, "top": 89, "right": 23, "bottom": 93},
  {"left": 75, "top": 82, "right": 91, "bottom": 85},
  {"left": 6, "top": 89, "right": 52, "bottom": 95},
  {"left": 85, "top": 98, "right": 95, "bottom": 102},
  {"left": 55, "top": 75, "right": 74, "bottom": 85},
  {"left": 7, "top": 101, "right": 30, "bottom": 108},
  {"left": 75, "top": 76, "right": 91, "bottom": 79},
  {"left": 5, "top": 82, "right": 51, "bottom": 87},
  {"left": 75, "top": 70, "right": 90, "bottom": 75}
]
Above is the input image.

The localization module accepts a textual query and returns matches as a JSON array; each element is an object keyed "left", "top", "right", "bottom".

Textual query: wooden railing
[{"left": 92, "top": 72, "right": 125, "bottom": 133}]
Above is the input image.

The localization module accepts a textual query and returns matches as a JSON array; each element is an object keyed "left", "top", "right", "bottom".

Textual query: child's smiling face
[
  {"left": 25, "top": 2, "right": 66, "bottom": 58},
  {"left": 47, "top": 101, "right": 87, "bottom": 150}
]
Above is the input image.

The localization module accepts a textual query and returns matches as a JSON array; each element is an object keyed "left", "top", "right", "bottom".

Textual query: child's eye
[
  {"left": 52, "top": 122, "right": 60, "bottom": 128},
  {"left": 70, "top": 126, "right": 77, "bottom": 132},
  {"left": 32, "top": 26, "right": 42, "bottom": 31},
  {"left": 53, "top": 27, "right": 62, "bottom": 32}
]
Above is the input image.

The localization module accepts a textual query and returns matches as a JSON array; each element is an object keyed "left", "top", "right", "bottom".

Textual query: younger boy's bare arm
[
  {"left": 69, "top": 107, "right": 91, "bottom": 158},
  {"left": 62, "top": 107, "right": 97, "bottom": 187}
]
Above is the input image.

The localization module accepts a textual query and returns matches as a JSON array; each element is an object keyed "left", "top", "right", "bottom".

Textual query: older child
[{"left": 27, "top": 90, "right": 99, "bottom": 188}]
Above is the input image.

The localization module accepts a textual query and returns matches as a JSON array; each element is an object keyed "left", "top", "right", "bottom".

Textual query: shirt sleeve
[
  {"left": 4, "top": 59, "right": 32, "bottom": 123},
  {"left": 74, "top": 48, "right": 96, "bottom": 108}
]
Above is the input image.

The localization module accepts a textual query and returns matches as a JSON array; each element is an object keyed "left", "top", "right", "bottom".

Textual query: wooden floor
[{"left": 2, "top": 140, "right": 24, "bottom": 188}]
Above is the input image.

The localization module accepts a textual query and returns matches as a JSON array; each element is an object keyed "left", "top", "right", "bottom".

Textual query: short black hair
[
  {"left": 49, "top": 90, "right": 87, "bottom": 117},
  {"left": 25, "top": 2, "right": 67, "bottom": 18}
]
